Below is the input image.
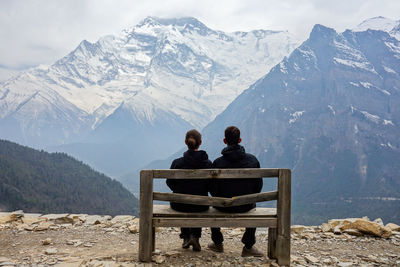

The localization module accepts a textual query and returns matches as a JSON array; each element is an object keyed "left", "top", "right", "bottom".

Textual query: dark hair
[
  {"left": 185, "top": 129, "right": 202, "bottom": 150},
  {"left": 225, "top": 126, "right": 240, "bottom": 145}
]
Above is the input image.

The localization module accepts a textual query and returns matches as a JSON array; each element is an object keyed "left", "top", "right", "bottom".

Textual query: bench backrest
[{"left": 140, "top": 168, "right": 290, "bottom": 220}]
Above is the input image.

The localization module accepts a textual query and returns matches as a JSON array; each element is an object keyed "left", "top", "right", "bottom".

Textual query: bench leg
[
  {"left": 268, "top": 227, "right": 277, "bottom": 259},
  {"left": 152, "top": 227, "right": 155, "bottom": 252},
  {"left": 139, "top": 170, "right": 154, "bottom": 262},
  {"left": 139, "top": 218, "right": 153, "bottom": 262},
  {"left": 276, "top": 234, "right": 290, "bottom": 266}
]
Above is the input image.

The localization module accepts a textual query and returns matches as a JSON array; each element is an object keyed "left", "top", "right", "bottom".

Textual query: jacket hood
[
  {"left": 183, "top": 150, "right": 210, "bottom": 168},
  {"left": 221, "top": 144, "right": 246, "bottom": 162}
]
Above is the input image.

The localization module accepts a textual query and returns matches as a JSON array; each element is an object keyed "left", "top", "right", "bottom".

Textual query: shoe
[
  {"left": 189, "top": 236, "right": 201, "bottom": 252},
  {"left": 241, "top": 246, "right": 264, "bottom": 257},
  {"left": 182, "top": 237, "right": 190, "bottom": 249},
  {"left": 207, "top": 242, "right": 224, "bottom": 253}
]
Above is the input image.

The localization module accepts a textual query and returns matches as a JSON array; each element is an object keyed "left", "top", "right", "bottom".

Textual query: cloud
[{"left": 0, "top": 0, "right": 399, "bottom": 82}]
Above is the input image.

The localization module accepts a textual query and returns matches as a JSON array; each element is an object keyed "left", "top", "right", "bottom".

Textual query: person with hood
[
  {"left": 166, "top": 129, "right": 212, "bottom": 251},
  {"left": 208, "top": 126, "right": 264, "bottom": 257}
]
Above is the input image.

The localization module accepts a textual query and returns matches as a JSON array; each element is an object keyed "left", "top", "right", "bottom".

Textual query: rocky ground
[{"left": 1, "top": 211, "right": 400, "bottom": 266}]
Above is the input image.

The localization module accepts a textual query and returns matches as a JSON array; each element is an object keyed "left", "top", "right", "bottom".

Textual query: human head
[
  {"left": 224, "top": 126, "right": 242, "bottom": 145},
  {"left": 185, "top": 129, "right": 202, "bottom": 150}
]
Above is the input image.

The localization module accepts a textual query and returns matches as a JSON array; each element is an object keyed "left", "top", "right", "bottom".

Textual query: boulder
[
  {"left": 85, "top": 215, "right": 111, "bottom": 225},
  {"left": 343, "top": 229, "right": 363, "bottom": 237},
  {"left": 110, "top": 215, "right": 135, "bottom": 224},
  {"left": 34, "top": 222, "right": 54, "bottom": 231},
  {"left": 385, "top": 223, "right": 400, "bottom": 231},
  {"left": 10, "top": 210, "right": 24, "bottom": 220},
  {"left": 321, "top": 223, "right": 331, "bottom": 232},
  {"left": 340, "top": 219, "right": 391, "bottom": 238},
  {"left": 22, "top": 215, "right": 44, "bottom": 225},
  {"left": 41, "top": 214, "right": 74, "bottom": 224}
]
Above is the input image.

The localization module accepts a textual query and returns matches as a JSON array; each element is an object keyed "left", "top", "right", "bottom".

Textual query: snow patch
[
  {"left": 328, "top": 105, "right": 335, "bottom": 115},
  {"left": 383, "top": 66, "right": 396, "bottom": 74},
  {"left": 361, "top": 110, "right": 380, "bottom": 123},
  {"left": 383, "top": 119, "right": 394, "bottom": 126},
  {"left": 349, "top": 82, "right": 359, "bottom": 87},
  {"left": 360, "top": 82, "right": 372, "bottom": 88},
  {"left": 289, "top": 110, "right": 305, "bottom": 124},
  {"left": 334, "top": 58, "right": 376, "bottom": 73}
]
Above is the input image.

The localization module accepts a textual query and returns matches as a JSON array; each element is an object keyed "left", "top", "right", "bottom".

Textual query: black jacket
[
  {"left": 167, "top": 150, "right": 212, "bottom": 212},
  {"left": 210, "top": 144, "right": 262, "bottom": 213}
]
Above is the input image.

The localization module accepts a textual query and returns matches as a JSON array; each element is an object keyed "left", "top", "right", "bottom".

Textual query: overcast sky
[{"left": 1, "top": 0, "right": 399, "bottom": 81}]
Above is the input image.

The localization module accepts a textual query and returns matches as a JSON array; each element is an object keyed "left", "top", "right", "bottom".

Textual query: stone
[
  {"left": 229, "top": 228, "right": 243, "bottom": 236},
  {"left": 10, "top": 210, "right": 24, "bottom": 220},
  {"left": 304, "top": 255, "right": 319, "bottom": 264},
  {"left": 110, "top": 215, "right": 135, "bottom": 224},
  {"left": 34, "top": 222, "right": 54, "bottom": 231},
  {"left": 343, "top": 228, "right": 363, "bottom": 237},
  {"left": 44, "top": 248, "right": 58, "bottom": 255},
  {"left": 128, "top": 225, "right": 138, "bottom": 234},
  {"left": 0, "top": 257, "right": 11, "bottom": 263},
  {"left": 322, "top": 258, "right": 334, "bottom": 265},
  {"left": 152, "top": 255, "right": 165, "bottom": 264},
  {"left": 386, "top": 223, "right": 400, "bottom": 231},
  {"left": 291, "top": 225, "right": 306, "bottom": 234},
  {"left": 22, "top": 215, "right": 44, "bottom": 225},
  {"left": 42, "top": 238, "right": 52, "bottom": 245},
  {"left": 333, "top": 225, "right": 342, "bottom": 235},
  {"left": 321, "top": 223, "right": 331, "bottom": 232},
  {"left": 337, "top": 262, "right": 353, "bottom": 267},
  {"left": 373, "top": 218, "right": 384, "bottom": 226},
  {"left": 85, "top": 215, "right": 111, "bottom": 225},
  {"left": 165, "top": 251, "right": 180, "bottom": 257},
  {"left": 340, "top": 218, "right": 392, "bottom": 238},
  {"left": 41, "top": 214, "right": 74, "bottom": 224}
]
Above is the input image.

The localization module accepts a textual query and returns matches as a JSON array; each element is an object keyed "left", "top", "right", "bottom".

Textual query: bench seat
[{"left": 153, "top": 204, "right": 278, "bottom": 227}]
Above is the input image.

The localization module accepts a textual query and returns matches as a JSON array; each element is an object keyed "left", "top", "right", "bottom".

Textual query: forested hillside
[{"left": 0, "top": 139, "right": 138, "bottom": 216}]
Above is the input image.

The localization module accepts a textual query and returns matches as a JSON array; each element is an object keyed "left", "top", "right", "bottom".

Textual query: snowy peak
[
  {"left": 354, "top": 16, "right": 399, "bottom": 32},
  {"left": 130, "top": 16, "right": 215, "bottom": 37}
]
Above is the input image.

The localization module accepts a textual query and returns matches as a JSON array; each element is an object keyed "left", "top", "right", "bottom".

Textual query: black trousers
[
  {"left": 211, "top": 227, "right": 256, "bottom": 248},
  {"left": 180, "top": 227, "right": 202, "bottom": 238}
]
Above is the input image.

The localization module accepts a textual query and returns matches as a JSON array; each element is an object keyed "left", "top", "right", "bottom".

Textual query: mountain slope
[
  {"left": 0, "top": 16, "right": 299, "bottom": 176},
  {"left": 0, "top": 139, "right": 138, "bottom": 216},
  {"left": 201, "top": 24, "right": 400, "bottom": 224}
]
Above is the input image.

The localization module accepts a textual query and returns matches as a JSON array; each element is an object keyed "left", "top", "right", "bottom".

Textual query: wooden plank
[
  {"left": 268, "top": 227, "right": 277, "bottom": 260},
  {"left": 153, "top": 217, "right": 277, "bottom": 228},
  {"left": 153, "top": 205, "right": 277, "bottom": 218},
  {"left": 153, "top": 192, "right": 230, "bottom": 207},
  {"left": 230, "top": 191, "right": 278, "bottom": 206},
  {"left": 151, "top": 168, "right": 279, "bottom": 179},
  {"left": 153, "top": 191, "right": 278, "bottom": 207},
  {"left": 276, "top": 169, "right": 291, "bottom": 266},
  {"left": 138, "top": 170, "right": 154, "bottom": 262}
]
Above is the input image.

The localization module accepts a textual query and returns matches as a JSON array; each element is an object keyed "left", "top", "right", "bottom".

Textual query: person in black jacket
[
  {"left": 166, "top": 129, "right": 212, "bottom": 251},
  {"left": 208, "top": 126, "right": 264, "bottom": 257}
]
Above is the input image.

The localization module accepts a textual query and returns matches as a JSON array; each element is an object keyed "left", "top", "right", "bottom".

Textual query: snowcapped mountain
[
  {"left": 354, "top": 16, "right": 400, "bottom": 40},
  {"left": 201, "top": 23, "right": 400, "bottom": 224},
  {"left": 0, "top": 16, "right": 299, "bottom": 175}
]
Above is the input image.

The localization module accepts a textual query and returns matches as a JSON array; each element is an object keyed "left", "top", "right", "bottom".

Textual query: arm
[{"left": 166, "top": 160, "right": 178, "bottom": 191}]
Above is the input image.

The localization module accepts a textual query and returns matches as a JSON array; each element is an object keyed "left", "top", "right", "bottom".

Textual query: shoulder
[
  {"left": 245, "top": 153, "right": 260, "bottom": 167},
  {"left": 212, "top": 156, "right": 224, "bottom": 167},
  {"left": 170, "top": 157, "right": 184, "bottom": 169}
]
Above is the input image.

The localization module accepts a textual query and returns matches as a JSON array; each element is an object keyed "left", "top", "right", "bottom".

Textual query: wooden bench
[{"left": 138, "top": 168, "right": 291, "bottom": 266}]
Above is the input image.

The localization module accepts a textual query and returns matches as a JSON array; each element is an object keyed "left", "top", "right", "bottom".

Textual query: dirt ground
[{"left": 1, "top": 224, "right": 400, "bottom": 266}]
